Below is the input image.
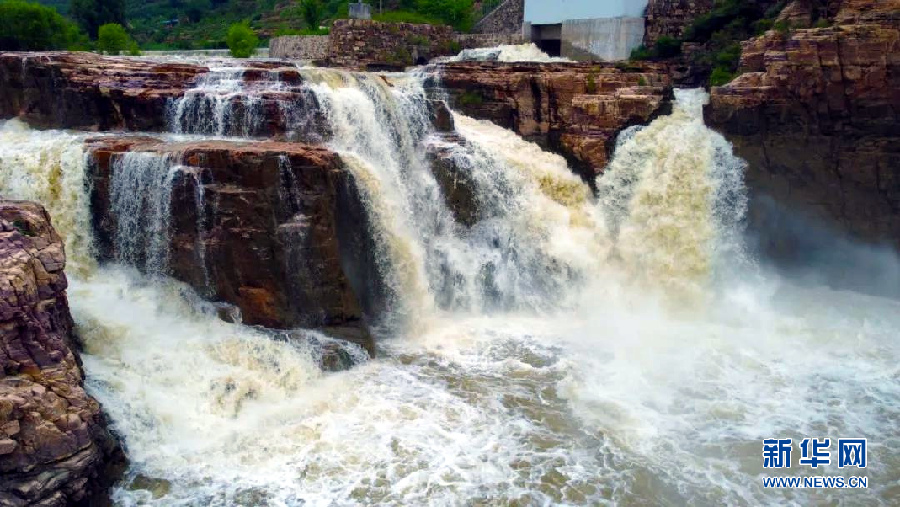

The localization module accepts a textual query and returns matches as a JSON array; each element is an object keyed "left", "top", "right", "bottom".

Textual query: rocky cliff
[
  {"left": 85, "top": 138, "right": 377, "bottom": 339},
  {"left": 436, "top": 62, "right": 673, "bottom": 184},
  {"left": 0, "top": 200, "right": 125, "bottom": 506},
  {"left": 706, "top": 0, "right": 900, "bottom": 249}
]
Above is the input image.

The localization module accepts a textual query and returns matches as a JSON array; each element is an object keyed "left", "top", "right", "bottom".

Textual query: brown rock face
[
  {"left": 435, "top": 62, "right": 673, "bottom": 184},
  {"left": 0, "top": 52, "right": 323, "bottom": 139},
  {"left": 0, "top": 200, "right": 125, "bottom": 506},
  {"left": 85, "top": 138, "right": 371, "bottom": 333},
  {"left": 0, "top": 52, "right": 205, "bottom": 131},
  {"left": 706, "top": 0, "right": 900, "bottom": 248}
]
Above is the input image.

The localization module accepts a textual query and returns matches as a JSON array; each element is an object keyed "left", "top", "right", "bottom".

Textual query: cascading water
[
  {"left": 449, "top": 43, "right": 570, "bottom": 62},
  {"left": 109, "top": 152, "right": 179, "bottom": 275},
  {"left": 169, "top": 65, "right": 323, "bottom": 141},
  {"left": 1, "top": 60, "right": 899, "bottom": 506}
]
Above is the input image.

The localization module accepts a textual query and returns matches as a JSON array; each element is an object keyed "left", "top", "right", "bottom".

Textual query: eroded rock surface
[
  {"left": 85, "top": 138, "right": 372, "bottom": 334},
  {"left": 0, "top": 200, "right": 125, "bottom": 506},
  {"left": 435, "top": 62, "right": 673, "bottom": 184},
  {"left": 0, "top": 52, "right": 205, "bottom": 131},
  {"left": 706, "top": 0, "right": 900, "bottom": 248}
]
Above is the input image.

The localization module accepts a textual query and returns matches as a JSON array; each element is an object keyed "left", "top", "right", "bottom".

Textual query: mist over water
[{"left": 1, "top": 65, "right": 899, "bottom": 507}]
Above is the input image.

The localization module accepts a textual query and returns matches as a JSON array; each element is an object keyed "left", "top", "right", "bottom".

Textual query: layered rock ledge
[
  {"left": 706, "top": 0, "right": 900, "bottom": 248},
  {"left": 435, "top": 62, "right": 673, "bottom": 184},
  {"left": 0, "top": 200, "right": 125, "bottom": 506},
  {"left": 85, "top": 138, "right": 381, "bottom": 346},
  {"left": 0, "top": 52, "right": 314, "bottom": 135}
]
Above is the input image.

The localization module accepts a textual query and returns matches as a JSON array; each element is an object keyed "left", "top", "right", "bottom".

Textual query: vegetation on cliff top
[{"left": 631, "top": 0, "right": 789, "bottom": 87}]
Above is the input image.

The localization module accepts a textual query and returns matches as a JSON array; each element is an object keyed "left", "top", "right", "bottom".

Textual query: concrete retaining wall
[{"left": 562, "top": 17, "right": 645, "bottom": 61}]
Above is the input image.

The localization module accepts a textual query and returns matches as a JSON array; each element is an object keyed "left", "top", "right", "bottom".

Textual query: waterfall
[
  {"left": 168, "top": 65, "right": 324, "bottom": 141},
  {"left": 0, "top": 119, "right": 96, "bottom": 274},
  {"left": 2, "top": 62, "right": 899, "bottom": 506},
  {"left": 109, "top": 152, "right": 179, "bottom": 275},
  {"left": 598, "top": 89, "right": 750, "bottom": 298}
]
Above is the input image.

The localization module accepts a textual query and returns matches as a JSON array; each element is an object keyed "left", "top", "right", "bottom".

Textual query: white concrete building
[{"left": 523, "top": 0, "right": 649, "bottom": 60}]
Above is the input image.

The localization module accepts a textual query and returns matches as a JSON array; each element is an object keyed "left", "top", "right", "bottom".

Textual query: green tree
[
  {"left": 0, "top": 0, "right": 89, "bottom": 51},
  {"left": 97, "top": 22, "right": 129, "bottom": 54},
  {"left": 70, "top": 0, "right": 125, "bottom": 38},
  {"left": 300, "top": 0, "right": 323, "bottom": 30},
  {"left": 185, "top": 0, "right": 209, "bottom": 23},
  {"left": 226, "top": 22, "right": 257, "bottom": 58}
]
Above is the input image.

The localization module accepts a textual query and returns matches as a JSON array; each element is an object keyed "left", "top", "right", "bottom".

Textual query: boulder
[{"left": 0, "top": 200, "right": 125, "bottom": 506}]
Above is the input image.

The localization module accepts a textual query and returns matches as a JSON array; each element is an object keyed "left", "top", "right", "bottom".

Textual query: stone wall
[
  {"left": 271, "top": 28, "right": 527, "bottom": 65},
  {"left": 0, "top": 200, "right": 125, "bottom": 506},
  {"left": 270, "top": 35, "right": 329, "bottom": 60},
  {"left": 325, "top": 19, "right": 458, "bottom": 70},
  {"left": 643, "top": 0, "right": 714, "bottom": 46},
  {"left": 473, "top": 0, "right": 524, "bottom": 35}
]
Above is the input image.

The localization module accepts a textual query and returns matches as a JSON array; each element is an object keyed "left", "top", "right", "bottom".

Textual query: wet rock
[
  {"left": 0, "top": 52, "right": 206, "bottom": 131},
  {"left": 425, "top": 134, "right": 481, "bottom": 227},
  {"left": 0, "top": 200, "right": 126, "bottom": 506},
  {"left": 435, "top": 61, "right": 673, "bottom": 184},
  {"left": 86, "top": 138, "right": 371, "bottom": 333},
  {"left": 706, "top": 0, "right": 900, "bottom": 249},
  {"left": 0, "top": 52, "right": 326, "bottom": 140}
]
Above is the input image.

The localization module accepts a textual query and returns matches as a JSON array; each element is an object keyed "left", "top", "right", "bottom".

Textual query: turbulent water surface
[{"left": 1, "top": 59, "right": 899, "bottom": 507}]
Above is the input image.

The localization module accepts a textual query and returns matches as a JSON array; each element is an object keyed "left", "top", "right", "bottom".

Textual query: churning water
[{"left": 1, "top": 67, "right": 899, "bottom": 507}]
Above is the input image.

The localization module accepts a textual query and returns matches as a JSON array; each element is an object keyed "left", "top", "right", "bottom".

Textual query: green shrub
[
  {"left": 629, "top": 45, "right": 653, "bottom": 61},
  {"left": 226, "top": 22, "right": 258, "bottom": 58},
  {"left": 70, "top": 0, "right": 125, "bottom": 38},
  {"left": 774, "top": 19, "right": 792, "bottom": 34},
  {"left": 457, "top": 90, "right": 483, "bottom": 107},
  {"left": 754, "top": 18, "right": 774, "bottom": 34},
  {"left": 300, "top": 0, "right": 323, "bottom": 30},
  {"left": 814, "top": 18, "right": 831, "bottom": 28},
  {"left": 0, "top": 0, "right": 88, "bottom": 51},
  {"left": 586, "top": 73, "right": 597, "bottom": 94},
  {"left": 638, "top": 76, "right": 648, "bottom": 86},
  {"left": 710, "top": 66, "right": 736, "bottom": 87},
  {"left": 654, "top": 35, "right": 682, "bottom": 58},
  {"left": 715, "top": 43, "right": 742, "bottom": 69},
  {"left": 97, "top": 22, "right": 129, "bottom": 55},
  {"left": 128, "top": 39, "right": 141, "bottom": 55}
]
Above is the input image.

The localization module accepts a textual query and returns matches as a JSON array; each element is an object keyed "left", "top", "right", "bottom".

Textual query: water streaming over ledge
[{"left": 1, "top": 64, "right": 900, "bottom": 506}]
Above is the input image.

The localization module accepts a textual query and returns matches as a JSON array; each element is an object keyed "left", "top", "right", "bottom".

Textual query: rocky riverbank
[{"left": 0, "top": 200, "right": 125, "bottom": 506}]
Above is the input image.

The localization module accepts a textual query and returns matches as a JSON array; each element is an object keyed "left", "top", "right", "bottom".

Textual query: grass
[{"left": 373, "top": 10, "right": 444, "bottom": 26}]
